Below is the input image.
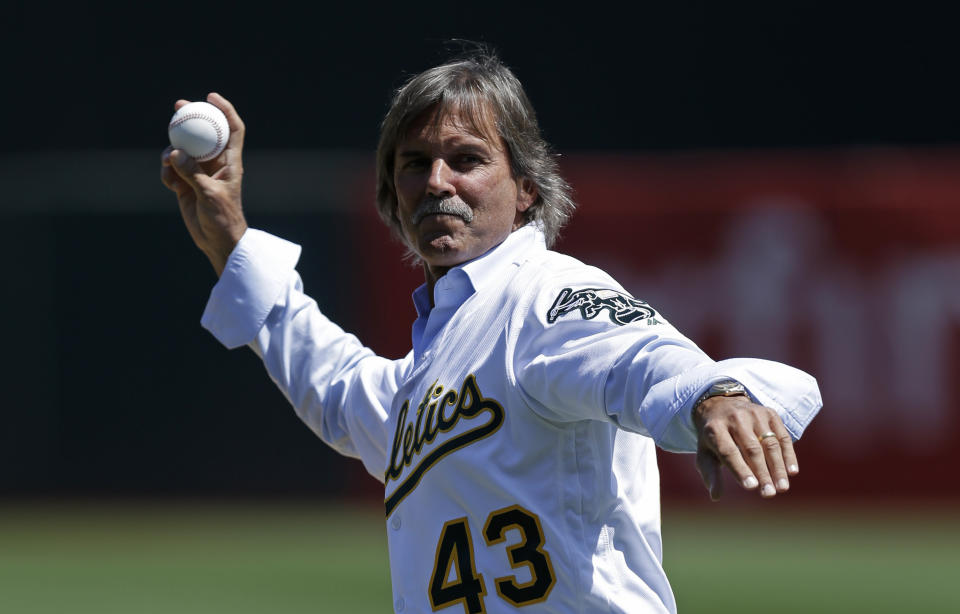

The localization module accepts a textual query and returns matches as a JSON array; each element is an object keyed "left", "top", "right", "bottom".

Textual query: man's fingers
[
  {"left": 161, "top": 148, "right": 193, "bottom": 197},
  {"left": 174, "top": 99, "right": 190, "bottom": 111},
  {"left": 757, "top": 429, "right": 790, "bottom": 493},
  {"left": 696, "top": 448, "right": 723, "bottom": 501},
  {"left": 207, "top": 92, "right": 245, "bottom": 154},
  {"left": 168, "top": 149, "right": 208, "bottom": 190},
  {"left": 707, "top": 427, "right": 760, "bottom": 492},
  {"left": 161, "top": 145, "right": 175, "bottom": 165},
  {"left": 729, "top": 425, "right": 777, "bottom": 497},
  {"left": 771, "top": 416, "right": 799, "bottom": 476},
  {"left": 695, "top": 448, "right": 713, "bottom": 492},
  {"left": 160, "top": 164, "right": 186, "bottom": 195}
]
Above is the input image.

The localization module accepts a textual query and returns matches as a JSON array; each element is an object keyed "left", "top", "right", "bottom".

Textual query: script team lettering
[{"left": 384, "top": 374, "right": 505, "bottom": 515}]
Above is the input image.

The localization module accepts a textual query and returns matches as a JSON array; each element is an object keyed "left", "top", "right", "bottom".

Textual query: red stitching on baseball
[{"left": 169, "top": 112, "right": 226, "bottom": 160}]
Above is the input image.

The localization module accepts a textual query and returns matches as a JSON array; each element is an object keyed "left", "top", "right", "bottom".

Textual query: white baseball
[{"left": 168, "top": 101, "right": 230, "bottom": 162}]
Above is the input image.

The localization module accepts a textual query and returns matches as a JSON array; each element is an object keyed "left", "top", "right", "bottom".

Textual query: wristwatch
[{"left": 692, "top": 379, "right": 748, "bottom": 413}]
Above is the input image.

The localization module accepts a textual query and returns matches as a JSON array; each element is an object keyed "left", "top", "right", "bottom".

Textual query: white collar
[{"left": 459, "top": 223, "right": 545, "bottom": 294}]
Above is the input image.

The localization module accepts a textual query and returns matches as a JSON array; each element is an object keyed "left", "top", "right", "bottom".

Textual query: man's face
[{"left": 393, "top": 105, "right": 536, "bottom": 281}]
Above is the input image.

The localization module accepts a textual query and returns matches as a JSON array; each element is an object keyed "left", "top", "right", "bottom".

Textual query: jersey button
[
  {"left": 395, "top": 596, "right": 405, "bottom": 611},
  {"left": 391, "top": 514, "right": 401, "bottom": 530}
]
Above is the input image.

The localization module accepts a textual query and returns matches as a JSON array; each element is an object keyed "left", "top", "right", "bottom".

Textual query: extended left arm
[
  {"left": 515, "top": 280, "right": 822, "bottom": 500},
  {"left": 606, "top": 351, "right": 822, "bottom": 500}
]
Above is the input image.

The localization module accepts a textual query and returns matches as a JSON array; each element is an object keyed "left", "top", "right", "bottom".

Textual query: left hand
[{"left": 693, "top": 395, "right": 799, "bottom": 500}]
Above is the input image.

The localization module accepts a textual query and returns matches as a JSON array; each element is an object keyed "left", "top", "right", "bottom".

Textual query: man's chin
[
  {"left": 417, "top": 234, "right": 470, "bottom": 265},
  {"left": 418, "top": 222, "right": 463, "bottom": 249},
  {"left": 420, "top": 234, "right": 459, "bottom": 255}
]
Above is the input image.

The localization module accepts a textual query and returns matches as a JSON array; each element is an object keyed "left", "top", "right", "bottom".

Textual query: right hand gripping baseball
[{"left": 161, "top": 92, "right": 248, "bottom": 276}]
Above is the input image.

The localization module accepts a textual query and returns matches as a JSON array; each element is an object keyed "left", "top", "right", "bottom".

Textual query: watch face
[
  {"left": 694, "top": 380, "right": 748, "bottom": 411},
  {"left": 712, "top": 381, "right": 745, "bottom": 395}
]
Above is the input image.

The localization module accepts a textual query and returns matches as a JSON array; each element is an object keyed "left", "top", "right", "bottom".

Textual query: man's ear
[{"left": 516, "top": 177, "right": 537, "bottom": 213}]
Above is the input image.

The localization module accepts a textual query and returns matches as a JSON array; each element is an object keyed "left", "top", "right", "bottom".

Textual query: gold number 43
[{"left": 429, "top": 505, "right": 556, "bottom": 613}]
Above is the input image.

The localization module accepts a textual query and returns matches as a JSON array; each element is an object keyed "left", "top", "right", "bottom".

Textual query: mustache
[{"left": 410, "top": 196, "right": 475, "bottom": 225}]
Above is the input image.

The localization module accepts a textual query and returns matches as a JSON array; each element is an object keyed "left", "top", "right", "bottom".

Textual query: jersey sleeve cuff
[
  {"left": 200, "top": 228, "right": 302, "bottom": 349},
  {"left": 710, "top": 358, "right": 823, "bottom": 440},
  {"left": 648, "top": 359, "right": 823, "bottom": 452}
]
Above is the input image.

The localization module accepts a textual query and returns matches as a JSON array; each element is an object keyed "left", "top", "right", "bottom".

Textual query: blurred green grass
[
  {"left": 0, "top": 501, "right": 956, "bottom": 613},
  {"left": 663, "top": 506, "right": 960, "bottom": 613}
]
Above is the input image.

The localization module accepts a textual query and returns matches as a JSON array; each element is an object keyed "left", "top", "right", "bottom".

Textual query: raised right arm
[
  {"left": 200, "top": 229, "right": 402, "bottom": 481},
  {"left": 161, "top": 93, "right": 400, "bottom": 481}
]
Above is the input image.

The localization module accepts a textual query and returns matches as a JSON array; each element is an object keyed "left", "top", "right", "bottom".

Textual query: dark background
[
  {"left": 6, "top": 2, "right": 959, "bottom": 152},
  {"left": 3, "top": 2, "right": 958, "bottom": 501}
]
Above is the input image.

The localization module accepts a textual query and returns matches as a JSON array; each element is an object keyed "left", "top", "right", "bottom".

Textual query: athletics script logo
[
  {"left": 384, "top": 374, "right": 504, "bottom": 515},
  {"left": 547, "top": 287, "right": 659, "bottom": 326}
]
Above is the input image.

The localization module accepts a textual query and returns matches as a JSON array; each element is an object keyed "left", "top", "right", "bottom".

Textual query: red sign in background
[{"left": 353, "top": 148, "right": 960, "bottom": 503}]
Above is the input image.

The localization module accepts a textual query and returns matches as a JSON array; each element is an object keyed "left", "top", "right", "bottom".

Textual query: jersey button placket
[{"left": 394, "top": 596, "right": 405, "bottom": 611}]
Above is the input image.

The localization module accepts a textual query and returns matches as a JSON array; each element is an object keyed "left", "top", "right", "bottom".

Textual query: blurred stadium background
[{"left": 3, "top": 3, "right": 959, "bottom": 612}]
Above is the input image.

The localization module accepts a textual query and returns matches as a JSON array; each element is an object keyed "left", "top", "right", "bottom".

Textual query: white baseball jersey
[{"left": 202, "top": 224, "right": 822, "bottom": 613}]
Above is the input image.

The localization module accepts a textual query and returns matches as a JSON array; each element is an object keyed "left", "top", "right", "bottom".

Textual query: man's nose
[{"left": 426, "top": 159, "right": 455, "bottom": 197}]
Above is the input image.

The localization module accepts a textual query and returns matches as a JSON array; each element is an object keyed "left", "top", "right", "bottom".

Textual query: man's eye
[{"left": 403, "top": 158, "right": 429, "bottom": 170}]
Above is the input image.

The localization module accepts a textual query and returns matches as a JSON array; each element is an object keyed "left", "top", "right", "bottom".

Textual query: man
[{"left": 161, "top": 51, "right": 821, "bottom": 613}]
